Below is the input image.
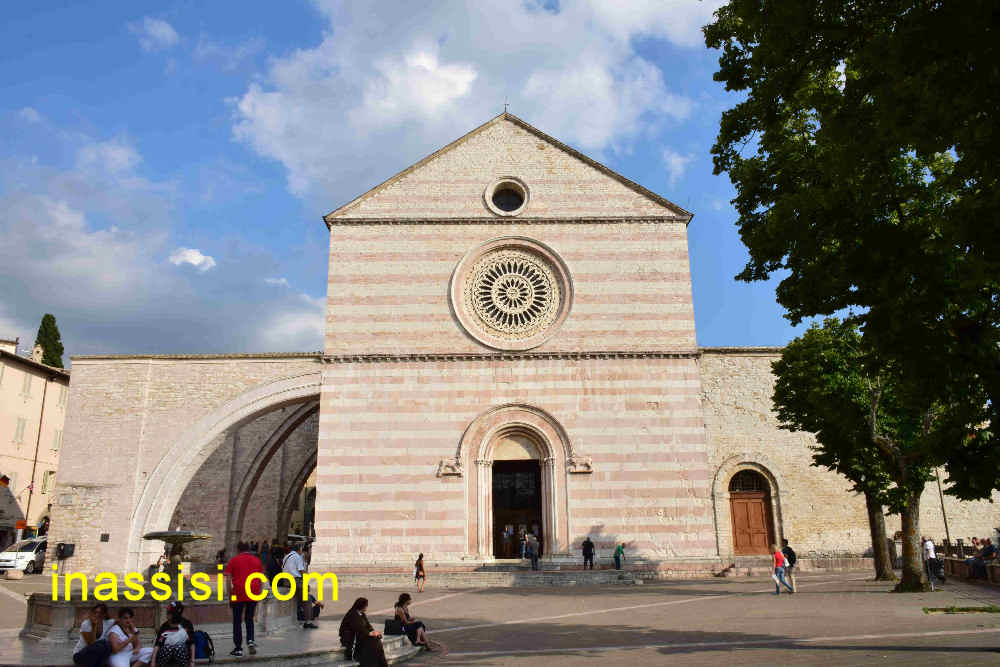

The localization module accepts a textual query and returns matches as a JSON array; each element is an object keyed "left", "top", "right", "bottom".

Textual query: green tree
[
  {"left": 704, "top": 3, "right": 999, "bottom": 514},
  {"left": 34, "top": 314, "right": 64, "bottom": 368},
  {"left": 772, "top": 318, "right": 965, "bottom": 590}
]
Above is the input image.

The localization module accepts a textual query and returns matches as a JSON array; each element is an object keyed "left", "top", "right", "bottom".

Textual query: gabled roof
[{"left": 324, "top": 112, "right": 693, "bottom": 225}]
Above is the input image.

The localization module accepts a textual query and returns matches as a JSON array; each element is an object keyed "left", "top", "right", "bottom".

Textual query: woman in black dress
[
  {"left": 394, "top": 593, "right": 433, "bottom": 650},
  {"left": 414, "top": 553, "right": 425, "bottom": 593},
  {"left": 338, "top": 598, "right": 387, "bottom": 667}
]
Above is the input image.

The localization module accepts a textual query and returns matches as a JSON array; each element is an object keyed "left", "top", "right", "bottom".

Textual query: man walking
[
  {"left": 613, "top": 543, "right": 626, "bottom": 570},
  {"left": 781, "top": 539, "right": 798, "bottom": 592},
  {"left": 582, "top": 536, "right": 595, "bottom": 570},
  {"left": 923, "top": 536, "right": 946, "bottom": 583},
  {"left": 223, "top": 541, "right": 263, "bottom": 657},
  {"left": 283, "top": 543, "right": 316, "bottom": 629}
]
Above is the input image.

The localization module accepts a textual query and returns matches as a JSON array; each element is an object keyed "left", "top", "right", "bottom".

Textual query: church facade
[{"left": 47, "top": 114, "right": 999, "bottom": 576}]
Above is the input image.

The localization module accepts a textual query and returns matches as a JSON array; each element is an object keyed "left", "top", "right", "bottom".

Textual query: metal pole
[
  {"left": 935, "top": 467, "right": 952, "bottom": 556},
  {"left": 24, "top": 375, "right": 50, "bottom": 536}
]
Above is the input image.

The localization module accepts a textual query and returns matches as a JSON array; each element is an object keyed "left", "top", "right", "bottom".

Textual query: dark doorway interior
[{"left": 492, "top": 460, "right": 542, "bottom": 559}]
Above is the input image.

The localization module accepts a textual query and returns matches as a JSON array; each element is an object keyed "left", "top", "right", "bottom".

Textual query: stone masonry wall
[
  {"left": 48, "top": 356, "right": 321, "bottom": 575},
  {"left": 312, "top": 356, "right": 714, "bottom": 568},
  {"left": 700, "top": 350, "right": 1000, "bottom": 558}
]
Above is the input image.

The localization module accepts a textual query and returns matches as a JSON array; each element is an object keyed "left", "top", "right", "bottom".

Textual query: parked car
[{"left": 0, "top": 539, "right": 47, "bottom": 574}]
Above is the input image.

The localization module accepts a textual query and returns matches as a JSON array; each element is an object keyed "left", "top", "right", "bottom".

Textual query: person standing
[
  {"left": 526, "top": 534, "right": 540, "bottom": 570},
  {"left": 582, "top": 537, "right": 595, "bottom": 570},
  {"left": 922, "top": 536, "right": 946, "bottom": 583},
  {"left": 414, "top": 553, "right": 426, "bottom": 593},
  {"left": 613, "top": 543, "right": 626, "bottom": 570},
  {"left": 283, "top": 543, "right": 315, "bottom": 629},
  {"left": 223, "top": 541, "right": 263, "bottom": 656},
  {"left": 772, "top": 544, "right": 794, "bottom": 594},
  {"left": 781, "top": 539, "right": 798, "bottom": 592}
]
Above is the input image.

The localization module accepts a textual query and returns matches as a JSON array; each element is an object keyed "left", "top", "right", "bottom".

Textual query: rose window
[{"left": 451, "top": 237, "right": 572, "bottom": 350}]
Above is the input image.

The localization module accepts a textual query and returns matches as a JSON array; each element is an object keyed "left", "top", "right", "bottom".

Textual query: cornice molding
[
  {"left": 326, "top": 216, "right": 688, "bottom": 227},
  {"left": 322, "top": 350, "right": 700, "bottom": 363}
]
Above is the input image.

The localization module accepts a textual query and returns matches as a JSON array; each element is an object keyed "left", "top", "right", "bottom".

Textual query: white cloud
[
  {"left": 169, "top": 247, "right": 217, "bottom": 272},
  {"left": 77, "top": 138, "right": 142, "bottom": 174},
  {"left": 17, "top": 107, "right": 42, "bottom": 123},
  {"left": 662, "top": 148, "right": 695, "bottom": 185},
  {"left": 195, "top": 34, "right": 265, "bottom": 71},
  {"left": 255, "top": 293, "right": 325, "bottom": 352},
  {"left": 129, "top": 17, "right": 180, "bottom": 52},
  {"left": 231, "top": 0, "right": 722, "bottom": 201},
  {"left": 264, "top": 277, "right": 290, "bottom": 287}
]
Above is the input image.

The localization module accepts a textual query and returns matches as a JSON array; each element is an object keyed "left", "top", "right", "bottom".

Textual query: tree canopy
[
  {"left": 705, "top": 1, "right": 1000, "bottom": 499},
  {"left": 34, "top": 313, "right": 64, "bottom": 369}
]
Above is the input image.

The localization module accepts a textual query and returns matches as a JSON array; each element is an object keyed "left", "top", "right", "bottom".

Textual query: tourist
[
  {"left": 613, "top": 543, "right": 626, "bottom": 570},
  {"left": 156, "top": 550, "right": 169, "bottom": 574},
  {"left": 781, "top": 539, "right": 798, "bottom": 592},
  {"left": 772, "top": 544, "right": 794, "bottom": 595},
  {"left": 72, "top": 603, "right": 111, "bottom": 666},
  {"left": 965, "top": 538, "right": 998, "bottom": 579},
  {"left": 582, "top": 536, "right": 595, "bottom": 570},
  {"left": 265, "top": 544, "right": 282, "bottom": 582},
  {"left": 526, "top": 534, "right": 540, "bottom": 570},
  {"left": 107, "top": 607, "right": 154, "bottom": 667},
  {"left": 259, "top": 540, "right": 270, "bottom": 557},
  {"left": 339, "top": 597, "right": 388, "bottom": 667},
  {"left": 300, "top": 592, "right": 323, "bottom": 625},
  {"left": 224, "top": 541, "right": 263, "bottom": 656},
  {"left": 414, "top": 553, "right": 426, "bottom": 593},
  {"left": 283, "top": 543, "right": 315, "bottom": 629},
  {"left": 394, "top": 593, "right": 434, "bottom": 651},
  {"left": 157, "top": 602, "right": 194, "bottom": 644},
  {"left": 923, "top": 536, "right": 946, "bottom": 583},
  {"left": 150, "top": 607, "right": 194, "bottom": 666}
]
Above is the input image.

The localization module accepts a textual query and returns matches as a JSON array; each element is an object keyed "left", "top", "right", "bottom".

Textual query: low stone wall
[
  {"left": 942, "top": 558, "right": 1000, "bottom": 585},
  {"left": 21, "top": 595, "right": 296, "bottom": 644}
]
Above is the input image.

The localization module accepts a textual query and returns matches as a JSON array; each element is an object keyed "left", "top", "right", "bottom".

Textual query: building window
[
  {"left": 729, "top": 469, "right": 766, "bottom": 493},
  {"left": 14, "top": 417, "right": 27, "bottom": 444},
  {"left": 21, "top": 372, "right": 32, "bottom": 396},
  {"left": 52, "top": 429, "right": 63, "bottom": 451},
  {"left": 42, "top": 471, "right": 56, "bottom": 494}
]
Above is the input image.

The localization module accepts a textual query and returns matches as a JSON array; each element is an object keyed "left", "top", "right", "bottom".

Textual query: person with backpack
[
  {"left": 283, "top": 542, "right": 316, "bottom": 629},
  {"left": 772, "top": 543, "right": 795, "bottom": 595},
  {"left": 781, "top": 539, "right": 798, "bottom": 592},
  {"left": 224, "top": 541, "right": 263, "bottom": 656}
]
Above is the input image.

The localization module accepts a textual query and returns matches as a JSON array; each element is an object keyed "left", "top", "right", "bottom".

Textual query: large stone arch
[
  {"left": 457, "top": 404, "right": 580, "bottom": 559},
  {"left": 128, "top": 372, "right": 321, "bottom": 571},
  {"left": 712, "top": 452, "right": 787, "bottom": 559}
]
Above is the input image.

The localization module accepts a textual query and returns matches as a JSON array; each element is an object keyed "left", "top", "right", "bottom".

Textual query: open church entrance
[{"left": 491, "top": 434, "right": 543, "bottom": 559}]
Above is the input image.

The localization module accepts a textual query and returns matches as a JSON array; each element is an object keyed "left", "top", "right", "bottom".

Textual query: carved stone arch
[
  {"left": 455, "top": 404, "right": 583, "bottom": 559},
  {"left": 276, "top": 450, "right": 318, "bottom": 539},
  {"left": 127, "top": 371, "right": 321, "bottom": 572},
  {"left": 712, "top": 453, "right": 786, "bottom": 559},
  {"left": 228, "top": 401, "right": 319, "bottom": 550}
]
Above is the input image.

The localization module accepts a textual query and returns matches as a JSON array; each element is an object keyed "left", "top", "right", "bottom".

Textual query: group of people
[
  {"left": 72, "top": 601, "right": 197, "bottom": 667},
  {"left": 337, "top": 593, "right": 438, "bottom": 667},
  {"left": 963, "top": 537, "right": 998, "bottom": 579},
  {"left": 579, "top": 537, "right": 628, "bottom": 570},
  {"left": 772, "top": 539, "right": 797, "bottom": 594}
]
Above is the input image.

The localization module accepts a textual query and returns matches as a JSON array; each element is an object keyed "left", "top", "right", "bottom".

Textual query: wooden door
[{"left": 731, "top": 492, "right": 772, "bottom": 555}]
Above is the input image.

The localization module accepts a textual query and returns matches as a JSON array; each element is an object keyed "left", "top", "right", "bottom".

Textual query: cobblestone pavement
[{"left": 3, "top": 572, "right": 999, "bottom": 665}]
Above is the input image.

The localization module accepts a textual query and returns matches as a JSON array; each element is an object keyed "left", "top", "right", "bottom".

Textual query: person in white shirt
[
  {"left": 282, "top": 543, "right": 315, "bottom": 629},
  {"left": 923, "top": 536, "right": 946, "bottom": 583},
  {"left": 73, "top": 603, "right": 112, "bottom": 658},
  {"left": 107, "top": 607, "right": 153, "bottom": 667}
]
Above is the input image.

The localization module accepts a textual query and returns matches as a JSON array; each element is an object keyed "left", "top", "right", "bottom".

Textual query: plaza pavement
[{"left": 2, "top": 572, "right": 998, "bottom": 665}]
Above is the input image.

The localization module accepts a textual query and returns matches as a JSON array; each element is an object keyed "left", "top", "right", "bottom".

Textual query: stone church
[{"left": 48, "top": 114, "right": 999, "bottom": 576}]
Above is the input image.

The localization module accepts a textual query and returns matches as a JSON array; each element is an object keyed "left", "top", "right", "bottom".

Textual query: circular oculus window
[
  {"left": 451, "top": 237, "right": 572, "bottom": 350},
  {"left": 484, "top": 178, "right": 529, "bottom": 216}
]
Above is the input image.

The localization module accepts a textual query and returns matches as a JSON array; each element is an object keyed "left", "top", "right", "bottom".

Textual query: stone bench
[{"left": 942, "top": 558, "right": 1000, "bottom": 585}]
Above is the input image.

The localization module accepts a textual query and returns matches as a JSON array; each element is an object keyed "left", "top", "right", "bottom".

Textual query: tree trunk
[
  {"left": 894, "top": 492, "right": 928, "bottom": 592},
  {"left": 864, "top": 490, "right": 896, "bottom": 581}
]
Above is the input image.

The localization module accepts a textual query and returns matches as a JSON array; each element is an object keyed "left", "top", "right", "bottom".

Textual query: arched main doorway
[
  {"left": 491, "top": 433, "right": 543, "bottom": 559},
  {"left": 729, "top": 470, "right": 775, "bottom": 555}
]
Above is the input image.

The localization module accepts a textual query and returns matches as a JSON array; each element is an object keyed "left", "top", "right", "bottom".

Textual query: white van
[{"left": 0, "top": 539, "right": 47, "bottom": 574}]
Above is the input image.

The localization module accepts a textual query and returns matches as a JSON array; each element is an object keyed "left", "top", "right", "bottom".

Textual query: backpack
[
  {"left": 73, "top": 637, "right": 112, "bottom": 667},
  {"left": 192, "top": 630, "right": 214, "bottom": 662}
]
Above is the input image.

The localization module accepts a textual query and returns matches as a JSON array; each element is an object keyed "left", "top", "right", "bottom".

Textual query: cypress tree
[{"left": 34, "top": 314, "right": 65, "bottom": 368}]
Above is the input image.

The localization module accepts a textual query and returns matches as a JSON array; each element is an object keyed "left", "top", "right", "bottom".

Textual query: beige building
[
  {"left": 0, "top": 337, "right": 70, "bottom": 549},
  {"left": 46, "top": 114, "right": 1000, "bottom": 576}
]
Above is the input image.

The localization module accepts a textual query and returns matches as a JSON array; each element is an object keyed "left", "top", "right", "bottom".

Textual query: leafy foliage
[
  {"left": 34, "top": 313, "right": 64, "bottom": 369},
  {"left": 705, "top": 1, "right": 1000, "bottom": 500}
]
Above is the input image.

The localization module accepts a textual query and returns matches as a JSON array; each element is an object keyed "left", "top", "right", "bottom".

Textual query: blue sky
[{"left": 0, "top": 1, "right": 807, "bottom": 360}]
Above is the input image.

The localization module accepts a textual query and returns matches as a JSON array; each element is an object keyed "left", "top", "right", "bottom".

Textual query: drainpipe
[{"left": 24, "top": 375, "right": 50, "bottom": 537}]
